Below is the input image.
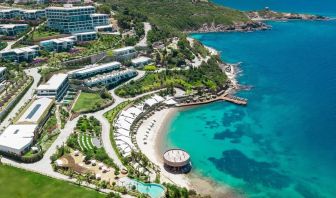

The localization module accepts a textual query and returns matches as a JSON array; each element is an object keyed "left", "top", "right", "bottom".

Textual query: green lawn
[
  {"left": 78, "top": 133, "right": 94, "bottom": 151},
  {"left": 72, "top": 92, "right": 109, "bottom": 113},
  {"left": 31, "top": 29, "right": 60, "bottom": 41},
  {"left": 0, "top": 165, "right": 105, "bottom": 198},
  {"left": 0, "top": 41, "right": 7, "bottom": 50}
]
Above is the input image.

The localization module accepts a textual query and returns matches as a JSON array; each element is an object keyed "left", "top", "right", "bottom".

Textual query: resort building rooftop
[
  {"left": 37, "top": 74, "right": 68, "bottom": 91},
  {"left": 131, "top": 56, "right": 151, "bottom": 64},
  {"left": 84, "top": 69, "right": 137, "bottom": 87},
  {"left": 17, "top": 97, "right": 54, "bottom": 125},
  {"left": 2, "top": 45, "right": 39, "bottom": 54},
  {"left": 36, "top": 73, "right": 69, "bottom": 101},
  {"left": 0, "top": 45, "right": 39, "bottom": 62},
  {"left": 0, "top": 124, "right": 37, "bottom": 155},
  {"left": 69, "top": 61, "right": 121, "bottom": 78},
  {"left": 0, "top": 67, "right": 7, "bottom": 82},
  {"left": 113, "top": 46, "right": 135, "bottom": 53},
  {"left": 90, "top": 13, "right": 108, "bottom": 17},
  {"left": 46, "top": 4, "right": 95, "bottom": 10},
  {"left": 0, "top": 24, "right": 28, "bottom": 29},
  {"left": 163, "top": 149, "right": 191, "bottom": 168},
  {"left": 144, "top": 95, "right": 165, "bottom": 107}
]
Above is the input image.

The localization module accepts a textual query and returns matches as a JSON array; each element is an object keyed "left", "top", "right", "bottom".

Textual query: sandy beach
[
  {"left": 136, "top": 107, "right": 191, "bottom": 188},
  {"left": 136, "top": 107, "right": 240, "bottom": 198}
]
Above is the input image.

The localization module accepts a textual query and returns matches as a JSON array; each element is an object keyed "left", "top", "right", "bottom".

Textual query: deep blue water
[
  {"left": 165, "top": 1, "right": 336, "bottom": 198},
  {"left": 214, "top": 0, "right": 336, "bottom": 16}
]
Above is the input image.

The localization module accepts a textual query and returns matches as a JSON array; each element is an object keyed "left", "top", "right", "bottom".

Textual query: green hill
[{"left": 105, "top": 0, "right": 249, "bottom": 32}]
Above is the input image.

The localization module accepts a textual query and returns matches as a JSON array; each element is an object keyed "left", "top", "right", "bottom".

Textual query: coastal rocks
[
  {"left": 187, "top": 10, "right": 329, "bottom": 34},
  {"left": 247, "top": 9, "right": 329, "bottom": 21},
  {"left": 187, "top": 21, "right": 270, "bottom": 33}
]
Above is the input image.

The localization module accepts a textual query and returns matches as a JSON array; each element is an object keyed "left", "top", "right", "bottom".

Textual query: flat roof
[
  {"left": 85, "top": 69, "right": 136, "bottom": 84},
  {"left": 113, "top": 46, "right": 135, "bottom": 53},
  {"left": 73, "top": 31, "right": 97, "bottom": 36},
  {"left": 0, "top": 24, "right": 28, "bottom": 28},
  {"left": 70, "top": 61, "right": 121, "bottom": 75},
  {"left": 2, "top": 45, "right": 39, "bottom": 54},
  {"left": 40, "top": 36, "right": 75, "bottom": 44},
  {"left": 131, "top": 56, "right": 151, "bottom": 64},
  {"left": 0, "top": 8, "right": 22, "bottom": 12},
  {"left": 17, "top": 97, "right": 53, "bottom": 124},
  {"left": 46, "top": 5, "right": 94, "bottom": 10},
  {"left": 23, "top": 9, "right": 44, "bottom": 13},
  {"left": 94, "top": 25, "right": 113, "bottom": 29},
  {"left": 164, "top": 149, "right": 190, "bottom": 164},
  {"left": 91, "top": 13, "right": 108, "bottom": 17},
  {"left": 0, "top": 124, "right": 37, "bottom": 150},
  {"left": 37, "top": 73, "right": 68, "bottom": 90}
]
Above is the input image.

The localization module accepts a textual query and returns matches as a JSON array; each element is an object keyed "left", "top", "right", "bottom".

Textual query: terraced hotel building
[{"left": 45, "top": 4, "right": 109, "bottom": 33}]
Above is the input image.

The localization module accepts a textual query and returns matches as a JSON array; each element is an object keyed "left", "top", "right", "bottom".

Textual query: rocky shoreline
[
  {"left": 247, "top": 9, "right": 330, "bottom": 21},
  {"left": 186, "top": 10, "right": 329, "bottom": 34},
  {"left": 186, "top": 21, "right": 270, "bottom": 34}
]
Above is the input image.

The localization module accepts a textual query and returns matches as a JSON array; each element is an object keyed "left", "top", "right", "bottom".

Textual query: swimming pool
[{"left": 118, "top": 178, "right": 165, "bottom": 198}]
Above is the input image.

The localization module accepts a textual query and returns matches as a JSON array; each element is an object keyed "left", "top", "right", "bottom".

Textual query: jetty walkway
[{"left": 176, "top": 93, "right": 247, "bottom": 107}]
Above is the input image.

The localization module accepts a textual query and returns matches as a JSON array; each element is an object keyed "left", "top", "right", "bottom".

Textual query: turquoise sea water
[{"left": 165, "top": 1, "right": 336, "bottom": 198}]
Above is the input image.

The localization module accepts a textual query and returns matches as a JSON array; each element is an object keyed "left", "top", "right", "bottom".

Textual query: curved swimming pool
[{"left": 119, "top": 178, "right": 165, "bottom": 198}]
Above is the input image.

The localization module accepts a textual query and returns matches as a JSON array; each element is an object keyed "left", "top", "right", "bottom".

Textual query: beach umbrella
[{"left": 91, "top": 160, "right": 96, "bottom": 165}]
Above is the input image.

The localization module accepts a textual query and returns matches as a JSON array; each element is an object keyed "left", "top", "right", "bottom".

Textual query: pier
[{"left": 176, "top": 93, "right": 247, "bottom": 107}]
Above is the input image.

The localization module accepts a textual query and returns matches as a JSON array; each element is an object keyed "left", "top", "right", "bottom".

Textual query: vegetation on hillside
[
  {"left": 104, "top": 0, "right": 248, "bottom": 34},
  {"left": 0, "top": 41, "right": 7, "bottom": 50},
  {"left": 116, "top": 57, "right": 227, "bottom": 97}
]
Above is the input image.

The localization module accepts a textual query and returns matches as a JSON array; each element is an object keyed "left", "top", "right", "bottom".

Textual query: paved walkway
[
  {"left": 136, "top": 22, "right": 152, "bottom": 47},
  {"left": 55, "top": 105, "right": 62, "bottom": 129},
  {"left": 2, "top": 69, "right": 149, "bottom": 197}
]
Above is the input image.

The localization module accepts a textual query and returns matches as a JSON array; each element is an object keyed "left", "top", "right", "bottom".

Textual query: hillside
[{"left": 105, "top": 0, "right": 250, "bottom": 32}]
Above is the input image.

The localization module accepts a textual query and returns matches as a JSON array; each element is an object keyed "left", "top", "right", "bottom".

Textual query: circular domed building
[{"left": 163, "top": 149, "right": 191, "bottom": 173}]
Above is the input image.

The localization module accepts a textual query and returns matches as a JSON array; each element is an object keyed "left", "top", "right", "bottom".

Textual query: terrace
[{"left": 84, "top": 69, "right": 137, "bottom": 87}]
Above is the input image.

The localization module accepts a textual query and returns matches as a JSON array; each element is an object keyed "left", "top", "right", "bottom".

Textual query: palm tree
[
  {"left": 84, "top": 172, "right": 91, "bottom": 184},
  {"left": 76, "top": 176, "right": 83, "bottom": 186}
]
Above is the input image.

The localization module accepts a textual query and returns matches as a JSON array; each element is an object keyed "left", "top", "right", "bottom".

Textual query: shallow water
[{"left": 165, "top": 2, "right": 336, "bottom": 197}]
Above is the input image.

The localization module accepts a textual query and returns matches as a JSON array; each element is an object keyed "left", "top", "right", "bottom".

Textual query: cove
[{"left": 164, "top": 12, "right": 336, "bottom": 198}]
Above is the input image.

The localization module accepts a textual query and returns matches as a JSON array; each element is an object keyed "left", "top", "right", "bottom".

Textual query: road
[
  {"left": 2, "top": 70, "right": 147, "bottom": 197},
  {"left": 136, "top": 22, "right": 152, "bottom": 47},
  {"left": 0, "top": 68, "right": 41, "bottom": 129}
]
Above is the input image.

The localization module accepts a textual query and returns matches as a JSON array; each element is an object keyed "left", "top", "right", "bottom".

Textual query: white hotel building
[
  {"left": 0, "top": 97, "right": 54, "bottom": 156},
  {"left": 0, "top": 124, "right": 37, "bottom": 155},
  {"left": 69, "top": 61, "right": 121, "bottom": 79},
  {"left": 36, "top": 74, "right": 69, "bottom": 101},
  {"left": 112, "top": 46, "right": 137, "bottom": 61},
  {"left": 131, "top": 56, "right": 152, "bottom": 68},
  {"left": 84, "top": 69, "right": 137, "bottom": 87},
  {"left": 0, "top": 45, "right": 39, "bottom": 62},
  {"left": 0, "top": 67, "right": 6, "bottom": 82},
  {"left": 40, "top": 36, "right": 76, "bottom": 52},
  {"left": 45, "top": 5, "right": 109, "bottom": 34},
  {"left": 17, "top": 97, "right": 54, "bottom": 126}
]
